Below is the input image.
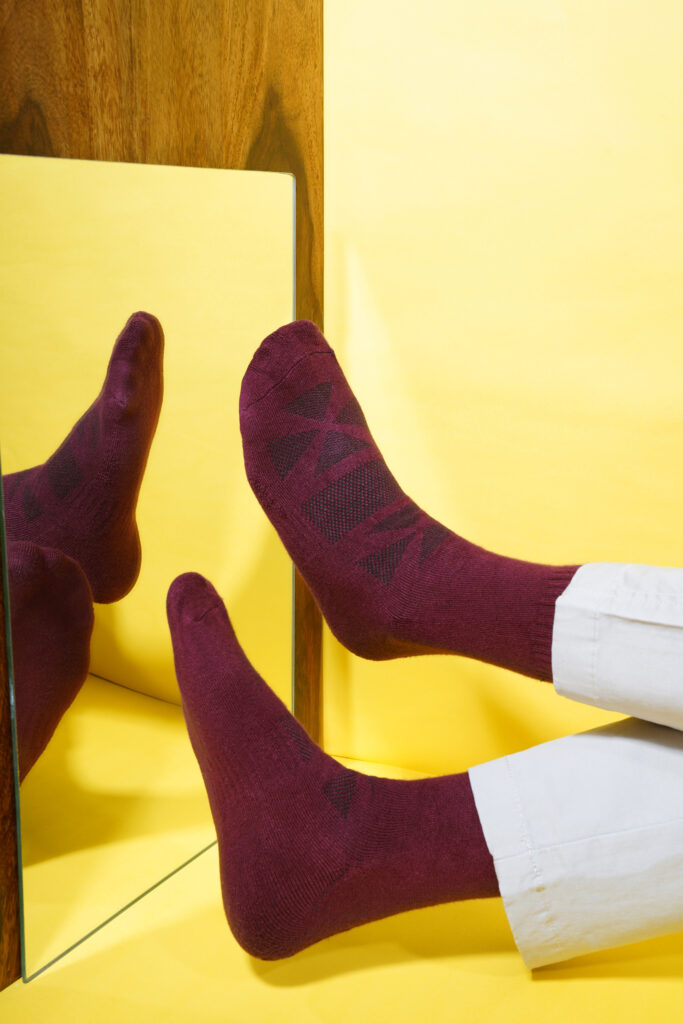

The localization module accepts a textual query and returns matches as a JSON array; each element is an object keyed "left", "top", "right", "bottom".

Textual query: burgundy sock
[
  {"left": 3, "top": 312, "right": 164, "bottom": 603},
  {"left": 167, "top": 572, "right": 500, "bottom": 960},
  {"left": 240, "top": 320, "right": 580, "bottom": 680},
  {"left": 8, "top": 541, "right": 94, "bottom": 781}
]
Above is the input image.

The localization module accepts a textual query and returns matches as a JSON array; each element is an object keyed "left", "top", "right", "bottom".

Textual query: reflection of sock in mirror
[
  {"left": 9, "top": 540, "right": 94, "bottom": 781},
  {"left": 240, "top": 320, "right": 579, "bottom": 679},
  {"left": 3, "top": 311, "right": 164, "bottom": 603},
  {"left": 167, "top": 572, "right": 499, "bottom": 961}
]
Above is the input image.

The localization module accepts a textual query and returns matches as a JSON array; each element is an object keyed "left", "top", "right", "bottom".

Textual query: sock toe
[
  {"left": 167, "top": 572, "right": 226, "bottom": 626},
  {"left": 107, "top": 311, "right": 164, "bottom": 410},
  {"left": 7, "top": 540, "right": 48, "bottom": 591},
  {"left": 239, "top": 320, "right": 333, "bottom": 411},
  {"left": 41, "top": 545, "right": 94, "bottom": 613},
  {"left": 118, "top": 311, "right": 164, "bottom": 353}
]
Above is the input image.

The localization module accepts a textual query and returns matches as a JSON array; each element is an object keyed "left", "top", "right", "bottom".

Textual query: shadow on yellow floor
[{"left": 3, "top": 839, "right": 682, "bottom": 1024}]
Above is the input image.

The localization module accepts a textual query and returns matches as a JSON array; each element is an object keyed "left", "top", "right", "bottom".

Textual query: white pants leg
[{"left": 468, "top": 562, "right": 683, "bottom": 968}]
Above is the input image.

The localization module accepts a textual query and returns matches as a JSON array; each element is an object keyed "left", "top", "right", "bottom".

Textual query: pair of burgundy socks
[
  {"left": 4, "top": 311, "right": 164, "bottom": 777},
  {"left": 167, "top": 319, "right": 581, "bottom": 959},
  {"left": 4, "top": 309, "right": 578, "bottom": 953}
]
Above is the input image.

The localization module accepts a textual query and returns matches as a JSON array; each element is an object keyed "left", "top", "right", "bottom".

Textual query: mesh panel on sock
[
  {"left": 268, "top": 430, "right": 320, "bottom": 479},
  {"left": 358, "top": 534, "right": 415, "bottom": 584},
  {"left": 22, "top": 483, "right": 44, "bottom": 523},
  {"left": 47, "top": 441, "right": 82, "bottom": 499},
  {"left": 420, "top": 522, "right": 450, "bottom": 563},
  {"left": 370, "top": 504, "right": 420, "bottom": 533},
  {"left": 286, "top": 381, "right": 332, "bottom": 420},
  {"left": 316, "top": 431, "right": 370, "bottom": 475},
  {"left": 302, "top": 460, "right": 403, "bottom": 543},
  {"left": 334, "top": 396, "right": 367, "bottom": 427},
  {"left": 322, "top": 771, "right": 358, "bottom": 819},
  {"left": 279, "top": 714, "right": 314, "bottom": 763}
]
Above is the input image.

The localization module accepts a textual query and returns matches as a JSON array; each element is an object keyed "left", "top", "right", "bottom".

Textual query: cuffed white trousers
[{"left": 468, "top": 562, "right": 683, "bottom": 969}]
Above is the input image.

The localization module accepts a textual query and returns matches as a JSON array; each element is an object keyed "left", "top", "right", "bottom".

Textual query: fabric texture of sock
[
  {"left": 3, "top": 311, "right": 164, "bottom": 603},
  {"left": 240, "top": 320, "right": 579, "bottom": 681},
  {"left": 8, "top": 540, "right": 94, "bottom": 781},
  {"left": 167, "top": 572, "right": 500, "bottom": 960}
]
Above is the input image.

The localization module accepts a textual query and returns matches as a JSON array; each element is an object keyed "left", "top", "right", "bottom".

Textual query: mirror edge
[{"left": 0, "top": 454, "right": 22, "bottom": 989}]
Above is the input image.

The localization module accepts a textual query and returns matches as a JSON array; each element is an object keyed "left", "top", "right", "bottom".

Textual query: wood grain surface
[
  {"left": 294, "top": 566, "right": 322, "bottom": 743},
  {"left": 0, "top": 0, "right": 324, "bottom": 981}
]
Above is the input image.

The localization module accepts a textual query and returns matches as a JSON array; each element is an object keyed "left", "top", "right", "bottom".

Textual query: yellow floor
[
  {"left": 4, "top": 720, "right": 683, "bottom": 1021},
  {"left": 17, "top": 674, "right": 216, "bottom": 977}
]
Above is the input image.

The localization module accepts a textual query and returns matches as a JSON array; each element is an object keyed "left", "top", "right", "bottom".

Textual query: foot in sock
[
  {"left": 240, "top": 320, "right": 579, "bottom": 680},
  {"left": 8, "top": 541, "right": 94, "bottom": 781},
  {"left": 3, "top": 312, "right": 164, "bottom": 603},
  {"left": 167, "top": 572, "right": 499, "bottom": 960}
]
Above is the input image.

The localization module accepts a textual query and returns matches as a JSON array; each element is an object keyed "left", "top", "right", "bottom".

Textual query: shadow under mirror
[{"left": 0, "top": 154, "right": 295, "bottom": 978}]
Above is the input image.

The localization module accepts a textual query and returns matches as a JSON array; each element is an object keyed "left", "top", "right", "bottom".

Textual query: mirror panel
[{"left": 0, "top": 155, "right": 295, "bottom": 977}]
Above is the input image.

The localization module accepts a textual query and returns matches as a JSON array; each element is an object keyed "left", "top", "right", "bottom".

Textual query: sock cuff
[{"left": 529, "top": 565, "right": 581, "bottom": 682}]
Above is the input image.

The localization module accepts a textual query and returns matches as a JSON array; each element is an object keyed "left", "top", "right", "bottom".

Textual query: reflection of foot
[
  {"left": 8, "top": 541, "right": 93, "bottom": 781},
  {"left": 3, "top": 312, "right": 164, "bottom": 603},
  {"left": 167, "top": 572, "right": 498, "bottom": 960},
  {"left": 240, "top": 320, "right": 578, "bottom": 679}
]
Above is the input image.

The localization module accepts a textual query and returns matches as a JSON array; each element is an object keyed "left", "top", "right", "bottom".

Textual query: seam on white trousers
[
  {"left": 503, "top": 757, "right": 562, "bottom": 956},
  {"left": 492, "top": 812, "right": 683, "bottom": 857}
]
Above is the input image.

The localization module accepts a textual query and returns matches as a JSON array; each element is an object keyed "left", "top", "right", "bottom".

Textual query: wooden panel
[
  {"left": 0, "top": 0, "right": 324, "bottom": 980},
  {"left": 0, "top": 0, "right": 323, "bottom": 327},
  {"left": 294, "top": 567, "right": 323, "bottom": 744}
]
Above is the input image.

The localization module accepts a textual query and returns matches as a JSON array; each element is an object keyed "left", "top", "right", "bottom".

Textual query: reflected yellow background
[{"left": 0, "top": 155, "right": 294, "bottom": 708}]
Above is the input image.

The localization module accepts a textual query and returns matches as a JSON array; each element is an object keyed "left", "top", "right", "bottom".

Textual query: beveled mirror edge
[{"left": 0, "top": 453, "right": 22, "bottom": 990}]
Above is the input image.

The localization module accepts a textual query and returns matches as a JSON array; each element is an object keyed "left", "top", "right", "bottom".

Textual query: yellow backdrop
[{"left": 324, "top": 0, "right": 683, "bottom": 777}]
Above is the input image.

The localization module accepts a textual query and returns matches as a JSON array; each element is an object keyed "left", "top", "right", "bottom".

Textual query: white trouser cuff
[
  {"left": 551, "top": 562, "right": 683, "bottom": 731},
  {"left": 469, "top": 718, "right": 683, "bottom": 968}
]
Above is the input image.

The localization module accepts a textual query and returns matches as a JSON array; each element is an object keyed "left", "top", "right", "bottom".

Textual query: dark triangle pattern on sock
[
  {"left": 3, "top": 473, "right": 22, "bottom": 502},
  {"left": 267, "top": 429, "right": 320, "bottom": 480},
  {"left": 279, "top": 714, "right": 313, "bottom": 762},
  {"left": 22, "top": 483, "right": 44, "bottom": 523},
  {"left": 335, "top": 396, "right": 367, "bottom": 427},
  {"left": 286, "top": 381, "right": 332, "bottom": 420},
  {"left": 370, "top": 504, "right": 420, "bottom": 533},
  {"left": 420, "top": 522, "right": 450, "bottom": 563},
  {"left": 358, "top": 534, "right": 415, "bottom": 584},
  {"left": 47, "top": 441, "right": 82, "bottom": 499},
  {"left": 76, "top": 409, "right": 100, "bottom": 453},
  {"left": 302, "top": 460, "right": 403, "bottom": 543},
  {"left": 315, "top": 431, "right": 370, "bottom": 475},
  {"left": 322, "top": 771, "right": 357, "bottom": 819}
]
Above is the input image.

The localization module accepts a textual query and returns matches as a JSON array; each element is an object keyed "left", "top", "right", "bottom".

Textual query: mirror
[{"left": 0, "top": 154, "right": 295, "bottom": 977}]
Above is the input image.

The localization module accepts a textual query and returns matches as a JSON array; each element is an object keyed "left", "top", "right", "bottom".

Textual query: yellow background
[{"left": 323, "top": 0, "right": 683, "bottom": 775}]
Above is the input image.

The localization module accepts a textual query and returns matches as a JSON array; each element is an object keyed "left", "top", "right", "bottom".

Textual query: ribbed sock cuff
[{"left": 530, "top": 565, "right": 582, "bottom": 682}]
